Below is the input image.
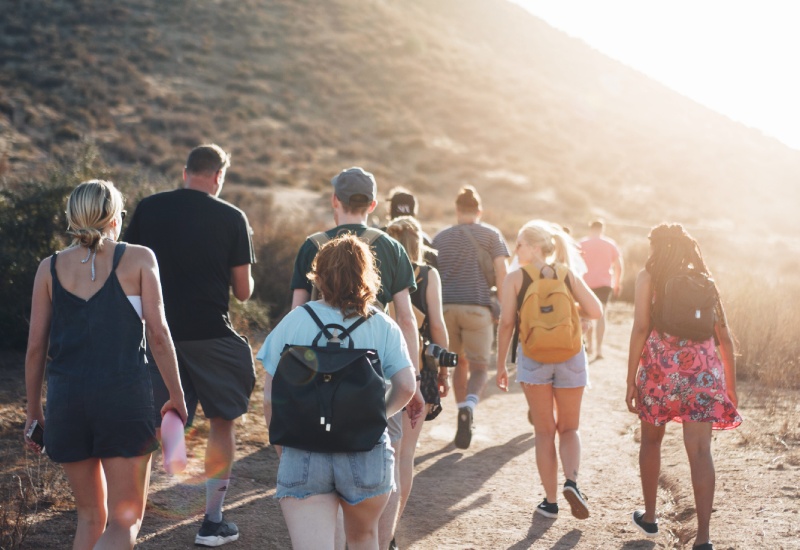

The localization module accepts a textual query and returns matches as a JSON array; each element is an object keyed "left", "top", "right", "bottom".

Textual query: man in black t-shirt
[{"left": 125, "top": 144, "right": 255, "bottom": 547}]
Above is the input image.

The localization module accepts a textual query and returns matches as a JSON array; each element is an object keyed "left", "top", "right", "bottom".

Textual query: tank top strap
[
  {"left": 49, "top": 251, "right": 59, "bottom": 276},
  {"left": 112, "top": 242, "right": 127, "bottom": 271}
]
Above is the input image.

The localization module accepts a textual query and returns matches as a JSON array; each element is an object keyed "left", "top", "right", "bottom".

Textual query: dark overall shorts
[{"left": 45, "top": 243, "right": 157, "bottom": 463}]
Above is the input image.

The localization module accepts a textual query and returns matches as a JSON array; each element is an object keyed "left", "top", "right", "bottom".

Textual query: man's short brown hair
[{"left": 186, "top": 144, "right": 231, "bottom": 175}]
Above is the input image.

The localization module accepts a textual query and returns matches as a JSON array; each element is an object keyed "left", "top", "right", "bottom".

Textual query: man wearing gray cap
[{"left": 287, "top": 166, "right": 423, "bottom": 550}]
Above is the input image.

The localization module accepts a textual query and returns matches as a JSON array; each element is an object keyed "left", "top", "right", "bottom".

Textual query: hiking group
[{"left": 23, "top": 144, "right": 741, "bottom": 550}]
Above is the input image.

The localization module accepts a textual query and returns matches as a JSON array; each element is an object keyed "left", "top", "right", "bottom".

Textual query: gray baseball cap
[{"left": 331, "top": 167, "right": 377, "bottom": 206}]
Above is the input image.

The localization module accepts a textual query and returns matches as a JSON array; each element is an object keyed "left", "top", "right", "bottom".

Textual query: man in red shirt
[{"left": 579, "top": 220, "right": 623, "bottom": 360}]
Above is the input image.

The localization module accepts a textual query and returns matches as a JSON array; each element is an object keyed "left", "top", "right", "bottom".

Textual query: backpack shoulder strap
[
  {"left": 360, "top": 227, "right": 383, "bottom": 246},
  {"left": 511, "top": 266, "right": 535, "bottom": 363},
  {"left": 553, "top": 263, "right": 574, "bottom": 294},
  {"left": 301, "top": 303, "right": 328, "bottom": 333},
  {"left": 308, "top": 231, "right": 331, "bottom": 249},
  {"left": 301, "top": 304, "right": 370, "bottom": 348},
  {"left": 459, "top": 225, "right": 485, "bottom": 254},
  {"left": 517, "top": 265, "right": 535, "bottom": 312}
]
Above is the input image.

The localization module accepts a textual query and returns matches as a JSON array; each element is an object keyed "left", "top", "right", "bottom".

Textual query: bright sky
[{"left": 511, "top": 0, "right": 800, "bottom": 150}]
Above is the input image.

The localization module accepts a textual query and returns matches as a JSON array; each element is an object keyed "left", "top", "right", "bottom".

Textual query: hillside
[{"left": 2, "top": 0, "right": 799, "bottom": 242}]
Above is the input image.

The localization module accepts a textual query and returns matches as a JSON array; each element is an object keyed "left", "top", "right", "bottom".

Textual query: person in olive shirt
[
  {"left": 289, "top": 167, "right": 423, "bottom": 550},
  {"left": 124, "top": 144, "right": 256, "bottom": 547}
]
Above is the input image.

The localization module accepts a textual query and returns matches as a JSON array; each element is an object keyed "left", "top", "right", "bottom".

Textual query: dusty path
[{"left": 21, "top": 305, "right": 800, "bottom": 549}]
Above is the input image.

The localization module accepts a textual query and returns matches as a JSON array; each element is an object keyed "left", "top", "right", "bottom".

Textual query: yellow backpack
[{"left": 517, "top": 263, "right": 582, "bottom": 363}]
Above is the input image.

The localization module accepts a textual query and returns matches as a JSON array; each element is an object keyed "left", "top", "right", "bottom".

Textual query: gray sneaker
[
  {"left": 454, "top": 407, "right": 473, "bottom": 449},
  {"left": 195, "top": 514, "right": 239, "bottom": 547}
]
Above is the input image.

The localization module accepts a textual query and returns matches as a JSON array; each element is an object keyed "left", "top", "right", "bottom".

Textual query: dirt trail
[{"left": 21, "top": 305, "right": 800, "bottom": 549}]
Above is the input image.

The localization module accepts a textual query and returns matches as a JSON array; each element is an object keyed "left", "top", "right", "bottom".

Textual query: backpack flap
[
  {"left": 518, "top": 264, "right": 582, "bottom": 363},
  {"left": 270, "top": 344, "right": 386, "bottom": 453}
]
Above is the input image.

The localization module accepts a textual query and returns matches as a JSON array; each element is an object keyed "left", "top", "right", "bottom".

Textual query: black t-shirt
[{"left": 124, "top": 188, "right": 256, "bottom": 341}]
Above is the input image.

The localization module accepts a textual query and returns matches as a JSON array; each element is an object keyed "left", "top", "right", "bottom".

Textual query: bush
[
  {"left": 0, "top": 180, "right": 72, "bottom": 349},
  {"left": 0, "top": 141, "right": 110, "bottom": 349}
]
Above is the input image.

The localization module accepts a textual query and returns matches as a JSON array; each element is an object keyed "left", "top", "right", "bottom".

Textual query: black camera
[{"left": 424, "top": 343, "right": 458, "bottom": 368}]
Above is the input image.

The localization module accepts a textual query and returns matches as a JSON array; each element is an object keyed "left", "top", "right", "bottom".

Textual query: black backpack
[
  {"left": 269, "top": 304, "right": 387, "bottom": 453},
  {"left": 653, "top": 271, "right": 718, "bottom": 341}
]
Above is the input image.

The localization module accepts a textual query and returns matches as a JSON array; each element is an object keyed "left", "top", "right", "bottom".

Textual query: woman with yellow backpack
[{"left": 496, "top": 220, "right": 602, "bottom": 520}]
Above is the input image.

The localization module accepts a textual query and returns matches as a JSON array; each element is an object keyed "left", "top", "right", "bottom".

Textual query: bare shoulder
[
  {"left": 636, "top": 268, "right": 650, "bottom": 285},
  {"left": 36, "top": 255, "right": 53, "bottom": 277},
  {"left": 121, "top": 243, "right": 157, "bottom": 267}
]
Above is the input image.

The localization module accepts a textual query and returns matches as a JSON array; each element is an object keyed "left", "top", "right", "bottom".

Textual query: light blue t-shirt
[{"left": 256, "top": 301, "right": 412, "bottom": 381}]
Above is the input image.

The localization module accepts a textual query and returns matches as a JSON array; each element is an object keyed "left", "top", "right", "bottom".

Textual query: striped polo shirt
[{"left": 433, "top": 222, "right": 510, "bottom": 308}]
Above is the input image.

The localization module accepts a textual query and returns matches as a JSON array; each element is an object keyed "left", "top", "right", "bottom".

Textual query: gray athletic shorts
[
  {"left": 149, "top": 334, "right": 256, "bottom": 426},
  {"left": 387, "top": 411, "right": 403, "bottom": 443},
  {"left": 516, "top": 346, "right": 588, "bottom": 388}
]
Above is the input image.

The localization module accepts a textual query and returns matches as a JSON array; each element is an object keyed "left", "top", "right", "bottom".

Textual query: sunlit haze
[{"left": 511, "top": 0, "right": 800, "bottom": 150}]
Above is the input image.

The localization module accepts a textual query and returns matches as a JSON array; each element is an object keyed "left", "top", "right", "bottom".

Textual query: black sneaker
[
  {"left": 388, "top": 537, "right": 398, "bottom": 550},
  {"left": 195, "top": 514, "right": 239, "bottom": 547},
  {"left": 454, "top": 407, "right": 473, "bottom": 449},
  {"left": 692, "top": 543, "right": 713, "bottom": 550},
  {"left": 535, "top": 498, "right": 558, "bottom": 518},
  {"left": 562, "top": 482, "right": 589, "bottom": 519},
  {"left": 632, "top": 510, "right": 658, "bottom": 537}
]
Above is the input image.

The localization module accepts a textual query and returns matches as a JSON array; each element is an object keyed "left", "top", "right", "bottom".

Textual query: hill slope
[{"left": 2, "top": 0, "right": 799, "bottom": 240}]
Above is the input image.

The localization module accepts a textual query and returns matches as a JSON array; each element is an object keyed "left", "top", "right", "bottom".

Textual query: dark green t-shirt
[{"left": 290, "top": 224, "right": 416, "bottom": 306}]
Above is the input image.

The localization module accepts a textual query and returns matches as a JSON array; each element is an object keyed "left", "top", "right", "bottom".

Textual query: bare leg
[
  {"left": 343, "top": 491, "right": 392, "bottom": 550},
  {"left": 333, "top": 506, "right": 346, "bottom": 550},
  {"left": 452, "top": 356, "right": 469, "bottom": 404},
  {"left": 280, "top": 493, "right": 340, "bottom": 550},
  {"left": 62, "top": 459, "right": 107, "bottom": 550},
  {"left": 398, "top": 409, "right": 425, "bottom": 518},
  {"left": 552, "top": 387, "right": 584, "bottom": 482},
  {"left": 595, "top": 315, "right": 607, "bottom": 357},
  {"left": 585, "top": 322, "right": 595, "bottom": 356},
  {"left": 466, "top": 360, "right": 488, "bottom": 398},
  {"left": 683, "top": 422, "right": 714, "bottom": 547},
  {"left": 95, "top": 455, "right": 153, "bottom": 550},
  {"left": 522, "top": 383, "right": 558, "bottom": 502},
  {"left": 639, "top": 421, "right": 666, "bottom": 523},
  {"left": 377, "top": 450, "right": 401, "bottom": 549},
  {"left": 206, "top": 417, "right": 235, "bottom": 481}
]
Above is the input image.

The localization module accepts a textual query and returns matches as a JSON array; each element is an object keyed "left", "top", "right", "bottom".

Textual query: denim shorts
[
  {"left": 276, "top": 432, "right": 395, "bottom": 505},
  {"left": 516, "top": 346, "right": 588, "bottom": 388}
]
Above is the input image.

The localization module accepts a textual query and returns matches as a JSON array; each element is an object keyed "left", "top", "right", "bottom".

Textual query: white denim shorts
[{"left": 516, "top": 346, "right": 588, "bottom": 388}]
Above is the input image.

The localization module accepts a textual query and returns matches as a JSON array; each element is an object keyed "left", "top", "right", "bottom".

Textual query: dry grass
[{"left": 725, "top": 278, "right": 800, "bottom": 388}]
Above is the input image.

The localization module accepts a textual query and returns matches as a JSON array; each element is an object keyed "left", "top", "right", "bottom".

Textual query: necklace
[
  {"left": 80, "top": 237, "right": 113, "bottom": 282},
  {"left": 80, "top": 247, "right": 97, "bottom": 281}
]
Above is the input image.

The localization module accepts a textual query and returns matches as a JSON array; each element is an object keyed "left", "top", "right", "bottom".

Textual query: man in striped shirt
[{"left": 433, "top": 186, "right": 509, "bottom": 449}]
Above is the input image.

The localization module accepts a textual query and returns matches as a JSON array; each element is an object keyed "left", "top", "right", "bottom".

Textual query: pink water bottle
[{"left": 161, "top": 410, "right": 187, "bottom": 474}]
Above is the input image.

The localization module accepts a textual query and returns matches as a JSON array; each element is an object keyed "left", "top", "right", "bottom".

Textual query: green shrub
[
  {"left": 0, "top": 179, "right": 72, "bottom": 349},
  {"left": 0, "top": 141, "right": 111, "bottom": 349}
]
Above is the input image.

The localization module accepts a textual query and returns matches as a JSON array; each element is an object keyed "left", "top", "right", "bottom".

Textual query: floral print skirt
[{"left": 636, "top": 330, "right": 742, "bottom": 429}]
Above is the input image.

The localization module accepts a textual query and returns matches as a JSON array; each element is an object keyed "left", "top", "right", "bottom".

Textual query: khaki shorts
[{"left": 443, "top": 304, "right": 494, "bottom": 365}]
